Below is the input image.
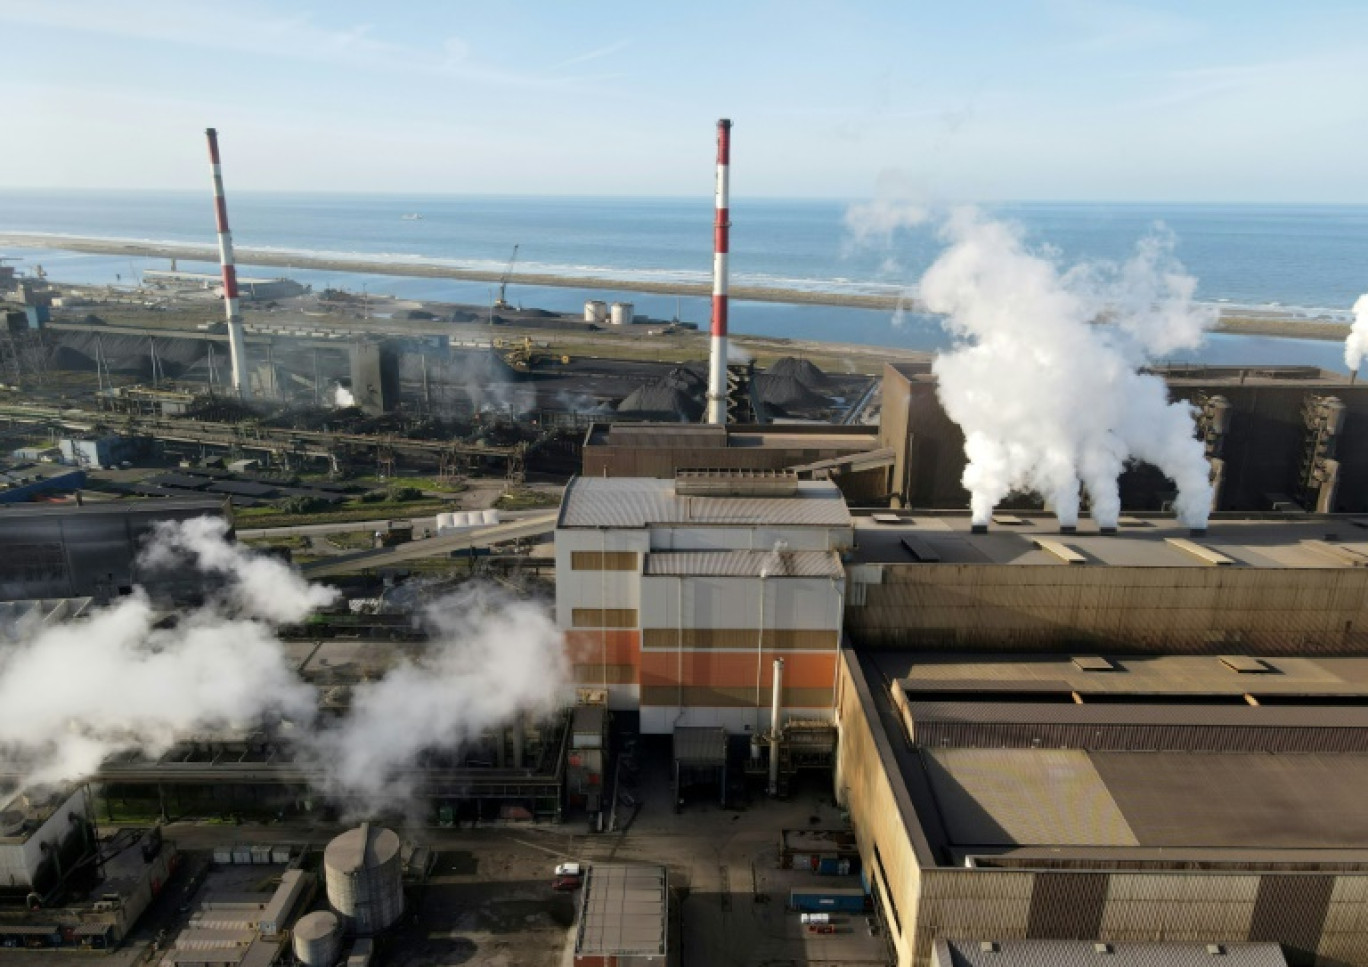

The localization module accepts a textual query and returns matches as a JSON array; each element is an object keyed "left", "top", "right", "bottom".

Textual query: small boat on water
[{"left": 401, "top": 213, "right": 423, "bottom": 220}]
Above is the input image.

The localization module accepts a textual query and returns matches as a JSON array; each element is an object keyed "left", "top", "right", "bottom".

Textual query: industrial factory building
[
  {"left": 842, "top": 514, "right": 1368, "bottom": 653},
  {"left": 554, "top": 471, "right": 849, "bottom": 733},
  {"left": 880, "top": 361, "right": 1368, "bottom": 514},
  {"left": 836, "top": 648, "right": 1368, "bottom": 967},
  {"left": 581, "top": 422, "right": 893, "bottom": 504},
  {"left": 0, "top": 498, "right": 229, "bottom": 601}
]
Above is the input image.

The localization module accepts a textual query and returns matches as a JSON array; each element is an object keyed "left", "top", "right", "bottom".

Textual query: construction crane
[{"left": 493, "top": 244, "right": 520, "bottom": 311}]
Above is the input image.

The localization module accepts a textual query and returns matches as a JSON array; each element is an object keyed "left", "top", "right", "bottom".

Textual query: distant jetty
[{"left": 0, "top": 232, "right": 1351, "bottom": 342}]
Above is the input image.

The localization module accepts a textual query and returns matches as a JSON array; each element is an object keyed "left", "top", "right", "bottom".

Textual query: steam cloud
[
  {"left": 1344, "top": 294, "right": 1368, "bottom": 373},
  {"left": 0, "top": 519, "right": 566, "bottom": 808},
  {"left": 919, "top": 209, "right": 1215, "bottom": 529},
  {"left": 333, "top": 384, "right": 356, "bottom": 407}
]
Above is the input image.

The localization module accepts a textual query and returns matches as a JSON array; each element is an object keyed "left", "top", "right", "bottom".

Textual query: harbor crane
[{"left": 493, "top": 244, "right": 520, "bottom": 311}]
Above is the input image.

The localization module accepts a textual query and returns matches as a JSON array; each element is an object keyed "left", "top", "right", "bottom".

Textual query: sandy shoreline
[
  {"left": 0, "top": 232, "right": 902, "bottom": 312},
  {"left": 0, "top": 232, "right": 1352, "bottom": 342}
]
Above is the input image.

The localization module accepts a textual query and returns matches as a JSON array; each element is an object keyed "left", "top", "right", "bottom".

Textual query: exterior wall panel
[{"left": 848, "top": 564, "right": 1368, "bottom": 654}]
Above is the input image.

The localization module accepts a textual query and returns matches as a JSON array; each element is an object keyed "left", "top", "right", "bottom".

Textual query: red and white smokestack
[
  {"left": 205, "top": 128, "right": 249, "bottom": 399},
  {"left": 705, "top": 118, "right": 732, "bottom": 425}
]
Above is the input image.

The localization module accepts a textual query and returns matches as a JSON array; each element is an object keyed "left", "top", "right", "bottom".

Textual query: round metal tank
[
  {"left": 609, "top": 301, "right": 634, "bottom": 326},
  {"left": 292, "top": 910, "right": 341, "bottom": 967},
  {"left": 481, "top": 509, "right": 500, "bottom": 526},
  {"left": 324, "top": 824, "right": 403, "bottom": 936},
  {"left": 584, "top": 300, "right": 608, "bottom": 323}
]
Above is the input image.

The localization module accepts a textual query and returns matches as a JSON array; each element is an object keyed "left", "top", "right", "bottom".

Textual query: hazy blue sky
[{"left": 2, "top": 0, "right": 1365, "bottom": 201}]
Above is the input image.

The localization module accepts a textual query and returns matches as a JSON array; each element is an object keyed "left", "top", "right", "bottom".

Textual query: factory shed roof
[
  {"left": 850, "top": 649, "right": 1368, "bottom": 869},
  {"left": 645, "top": 549, "right": 843, "bottom": 577},
  {"left": 933, "top": 939, "right": 1288, "bottom": 967},
  {"left": 0, "top": 497, "right": 225, "bottom": 520},
  {"left": 205, "top": 481, "right": 278, "bottom": 498},
  {"left": 887, "top": 653, "right": 1368, "bottom": 698},
  {"left": 558, "top": 475, "right": 851, "bottom": 529},
  {"left": 574, "top": 864, "right": 667, "bottom": 959},
  {"left": 851, "top": 514, "right": 1368, "bottom": 568}
]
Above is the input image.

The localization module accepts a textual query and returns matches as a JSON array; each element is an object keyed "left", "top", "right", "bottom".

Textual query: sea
[{"left": 1, "top": 191, "right": 1365, "bottom": 371}]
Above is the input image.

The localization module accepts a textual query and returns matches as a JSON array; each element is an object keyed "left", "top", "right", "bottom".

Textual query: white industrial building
[{"left": 554, "top": 471, "right": 850, "bottom": 734}]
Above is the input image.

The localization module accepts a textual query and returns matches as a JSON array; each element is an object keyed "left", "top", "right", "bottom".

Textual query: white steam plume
[
  {"left": 921, "top": 208, "right": 1215, "bottom": 529},
  {"left": 334, "top": 384, "right": 356, "bottom": 407},
  {"left": 0, "top": 520, "right": 568, "bottom": 808},
  {"left": 310, "top": 585, "right": 568, "bottom": 804},
  {"left": 1344, "top": 294, "right": 1368, "bottom": 373},
  {"left": 843, "top": 198, "right": 928, "bottom": 249}
]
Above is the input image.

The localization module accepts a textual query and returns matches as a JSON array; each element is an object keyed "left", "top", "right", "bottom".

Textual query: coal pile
[
  {"left": 616, "top": 367, "right": 705, "bottom": 422},
  {"left": 767, "top": 356, "right": 835, "bottom": 392}
]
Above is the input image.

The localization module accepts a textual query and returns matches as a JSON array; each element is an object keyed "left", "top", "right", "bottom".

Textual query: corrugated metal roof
[
  {"left": 935, "top": 939, "right": 1288, "bottom": 967},
  {"left": 574, "top": 863, "right": 667, "bottom": 958},
  {"left": 645, "top": 549, "right": 844, "bottom": 577},
  {"left": 559, "top": 476, "right": 851, "bottom": 529}
]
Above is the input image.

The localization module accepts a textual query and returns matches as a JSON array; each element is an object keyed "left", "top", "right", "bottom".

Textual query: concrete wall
[
  {"left": 0, "top": 787, "right": 88, "bottom": 891},
  {"left": 846, "top": 563, "right": 1368, "bottom": 654}
]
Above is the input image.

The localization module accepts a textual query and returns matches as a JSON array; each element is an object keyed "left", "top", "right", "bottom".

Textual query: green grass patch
[{"left": 496, "top": 489, "right": 561, "bottom": 511}]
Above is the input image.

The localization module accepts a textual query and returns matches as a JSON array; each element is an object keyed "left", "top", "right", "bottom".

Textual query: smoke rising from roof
[
  {"left": 0, "top": 520, "right": 566, "bottom": 807},
  {"left": 1344, "top": 294, "right": 1368, "bottom": 372},
  {"left": 920, "top": 208, "right": 1215, "bottom": 529},
  {"left": 310, "top": 585, "right": 567, "bottom": 804}
]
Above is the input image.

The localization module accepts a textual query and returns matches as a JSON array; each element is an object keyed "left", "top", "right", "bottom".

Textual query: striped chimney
[
  {"left": 705, "top": 118, "right": 732, "bottom": 425},
  {"left": 205, "top": 128, "right": 249, "bottom": 398}
]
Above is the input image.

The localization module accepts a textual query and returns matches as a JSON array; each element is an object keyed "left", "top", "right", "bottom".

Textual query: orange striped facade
[{"left": 563, "top": 628, "right": 835, "bottom": 707}]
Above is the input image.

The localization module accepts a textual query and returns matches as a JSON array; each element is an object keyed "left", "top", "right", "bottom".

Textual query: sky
[{"left": 0, "top": 0, "right": 1365, "bottom": 202}]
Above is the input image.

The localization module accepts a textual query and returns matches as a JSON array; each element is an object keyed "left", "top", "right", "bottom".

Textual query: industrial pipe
[
  {"left": 705, "top": 119, "right": 732, "bottom": 425},
  {"left": 768, "top": 657, "right": 784, "bottom": 796},
  {"left": 205, "top": 128, "right": 249, "bottom": 398}
]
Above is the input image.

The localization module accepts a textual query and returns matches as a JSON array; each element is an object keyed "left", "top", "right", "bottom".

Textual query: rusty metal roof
[{"left": 574, "top": 864, "right": 667, "bottom": 958}]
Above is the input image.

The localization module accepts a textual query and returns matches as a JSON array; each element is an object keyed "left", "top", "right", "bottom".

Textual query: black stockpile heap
[
  {"left": 615, "top": 366, "right": 706, "bottom": 422},
  {"left": 755, "top": 357, "right": 834, "bottom": 412}
]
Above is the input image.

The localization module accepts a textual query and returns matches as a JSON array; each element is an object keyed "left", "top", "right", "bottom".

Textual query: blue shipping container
[{"left": 789, "top": 887, "right": 867, "bottom": 913}]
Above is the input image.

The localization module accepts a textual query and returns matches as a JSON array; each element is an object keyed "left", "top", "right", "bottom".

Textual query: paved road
[
  {"left": 299, "top": 512, "right": 559, "bottom": 576},
  {"left": 238, "top": 508, "right": 554, "bottom": 540}
]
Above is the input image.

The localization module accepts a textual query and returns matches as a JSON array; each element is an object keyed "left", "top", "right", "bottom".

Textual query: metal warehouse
[
  {"left": 554, "top": 471, "right": 850, "bottom": 733},
  {"left": 836, "top": 649, "right": 1368, "bottom": 967}
]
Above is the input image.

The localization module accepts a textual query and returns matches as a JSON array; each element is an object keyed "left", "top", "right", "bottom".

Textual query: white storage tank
[
  {"left": 609, "top": 301, "right": 634, "bottom": 326},
  {"left": 584, "top": 300, "right": 608, "bottom": 324},
  {"left": 436, "top": 512, "right": 456, "bottom": 534},
  {"left": 324, "top": 823, "right": 403, "bottom": 936},
  {"left": 481, "top": 509, "right": 500, "bottom": 526},
  {"left": 293, "top": 910, "right": 342, "bottom": 967}
]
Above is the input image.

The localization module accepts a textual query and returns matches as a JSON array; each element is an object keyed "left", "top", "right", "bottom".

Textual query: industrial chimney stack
[
  {"left": 205, "top": 128, "right": 250, "bottom": 399},
  {"left": 705, "top": 118, "right": 732, "bottom": 425}
]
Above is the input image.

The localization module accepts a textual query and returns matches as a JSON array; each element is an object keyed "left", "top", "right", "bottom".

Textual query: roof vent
[
  {"left": 1094, "top": 943, "right": 1113, "bottom": 955},
  {"left": 980, "top": 941, "right": 999, "bottom": 953},
  {"left": 674, "top": 470, "right": 798, "bottom": 498},
  {"left": 992, "top": 515, "right": 1026, "bottom": 525},
  {"left": 1207, "top": 945, "right": 1226, "bottom": 956},
  {"left": 1220, "top": 655, "right": 1271, "bottom": 674},
  {"left": 1072, "top": 656, "right": 1116, "bottom": 672}
]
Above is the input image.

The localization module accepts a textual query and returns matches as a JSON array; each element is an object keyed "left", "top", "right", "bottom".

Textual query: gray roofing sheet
[
  {"left": 645, "top": 549, "right": 843, "bottom": 577},
  {"left": 559, "top": 476, "right": 851, "bottom": 528},
  {"left": 905, "top": 700, "right": 1368, "bottom": 729},
  {"left": 574, "top": 864, "right": 667, "bottom": 957},
  {"left": 1095, "top": 751, "right": 1368, "bottom": 849},
  {"left": 935, "top": 939, "right": 1287, "bottom": 967}
]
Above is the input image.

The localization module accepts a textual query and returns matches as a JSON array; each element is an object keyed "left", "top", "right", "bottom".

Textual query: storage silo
[
  {"left": 609, "top": 301, "right": 634, "bottom": 326},
  {"left": 584, "top": 300, "right": 608, "bottom": 324},
  {"left": 324, "top": 823, "right": 403, "bottom": 936},
  {"left": 293, "top": 910, "right": 342, "bottom": 967}
]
